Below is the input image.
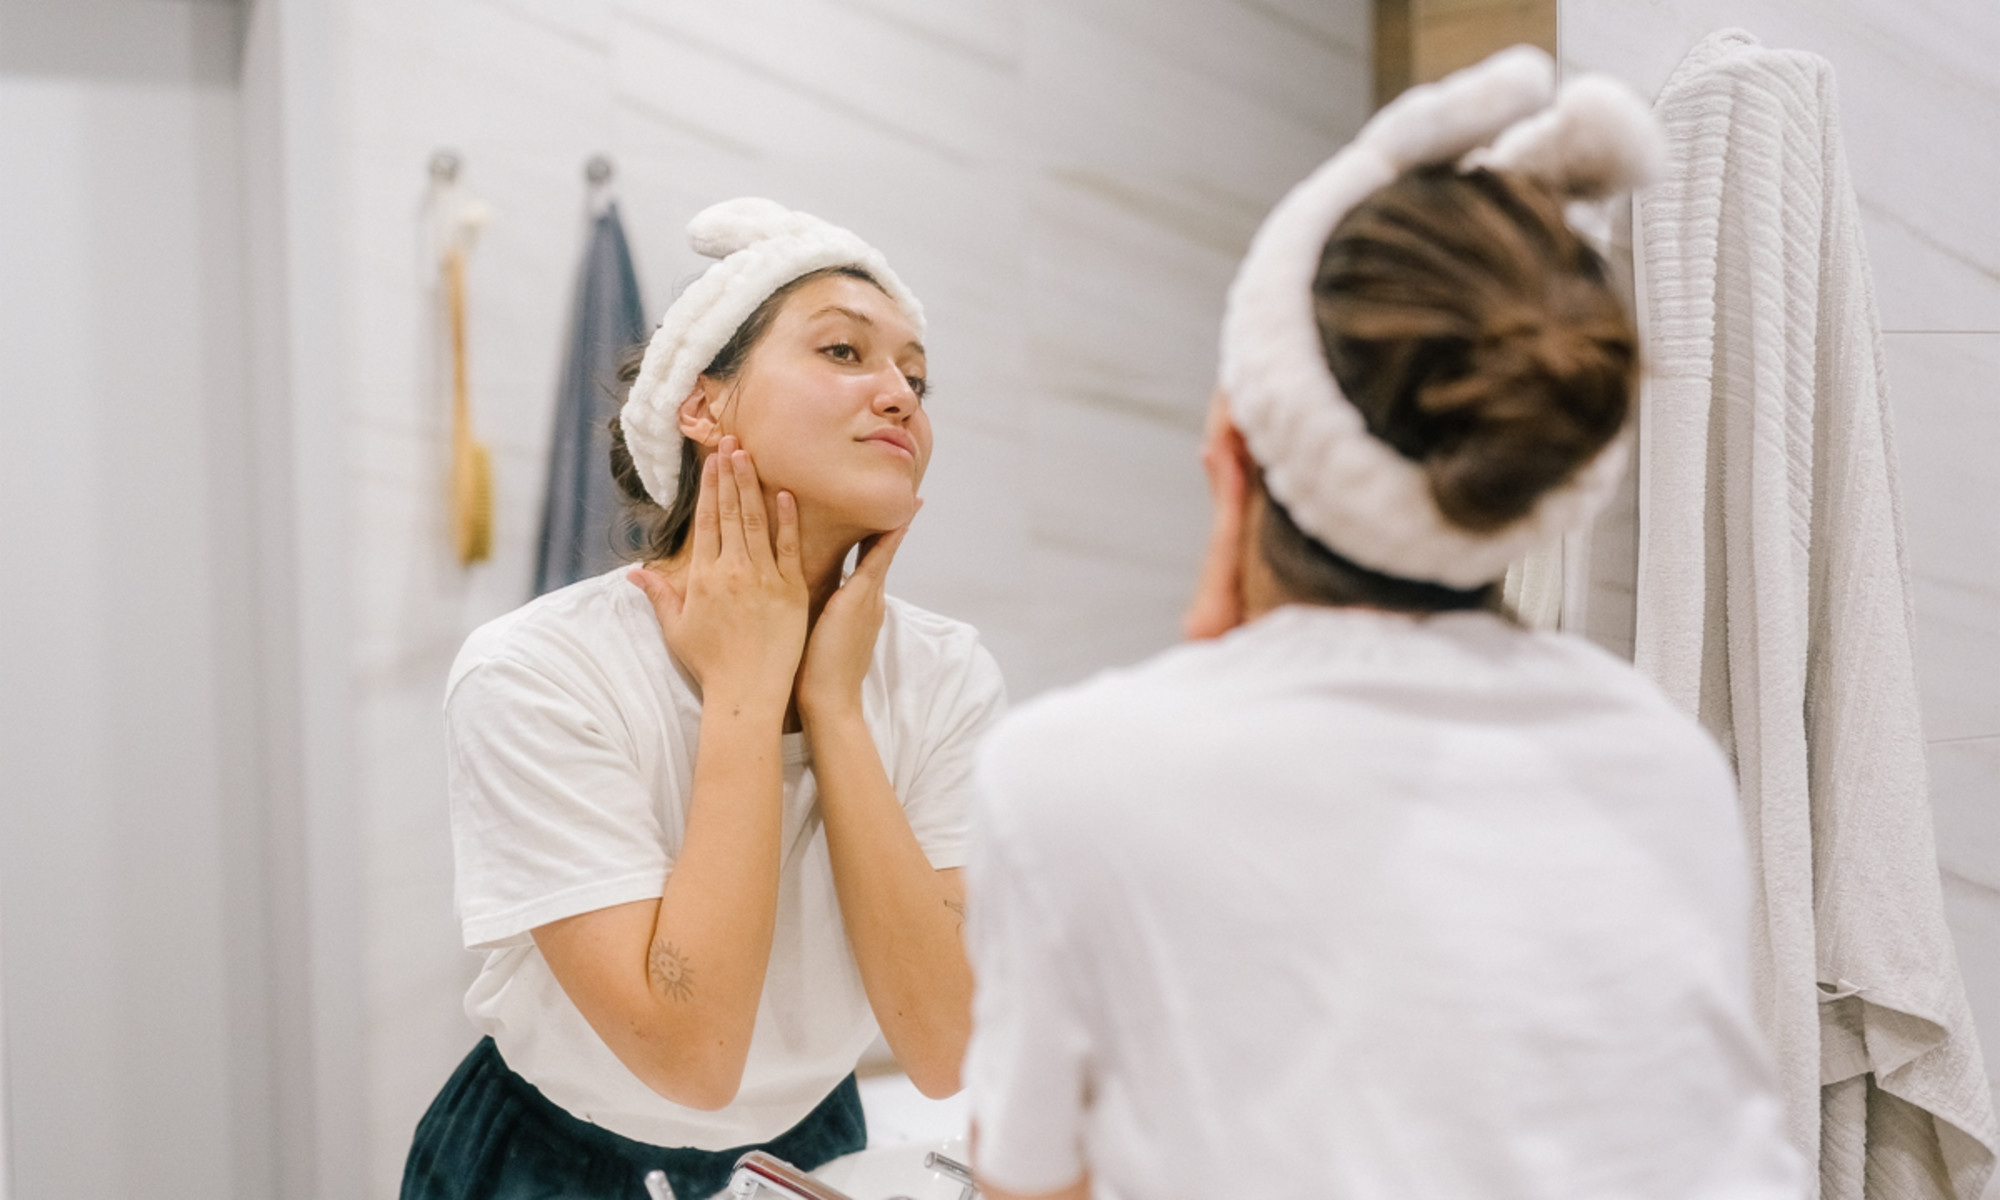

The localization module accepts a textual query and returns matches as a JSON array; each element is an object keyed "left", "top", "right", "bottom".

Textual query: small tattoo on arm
[
  {"left": 649, "top": 938, "right": 695, "bottom": 1002},
  {"left": 944, "top": 898, "right": 966, "bottom": 930}
]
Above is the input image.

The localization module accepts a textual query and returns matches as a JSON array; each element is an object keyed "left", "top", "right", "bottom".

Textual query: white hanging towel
[{"left": 1632, "top": 28, "right": 1997, "bottom": 1200}]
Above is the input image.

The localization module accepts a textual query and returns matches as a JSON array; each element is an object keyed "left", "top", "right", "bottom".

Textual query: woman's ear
[
  {"left": 677, "top": 380, "right": 724, "bottom": 448},
  {"left": 1184, "top": 392, "right": 1254, "bottom": 640}
]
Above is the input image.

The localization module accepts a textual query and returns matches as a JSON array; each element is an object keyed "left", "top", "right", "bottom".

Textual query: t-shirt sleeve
[
  {"left": 963, "top": 757, "right": 1092, "bottom": 1195},
  {"left": 898, "top": 636, "right": 1007, "bottom": 871},
  {"left": 447, "top": 653, "right": 671, "bottom": 951}
]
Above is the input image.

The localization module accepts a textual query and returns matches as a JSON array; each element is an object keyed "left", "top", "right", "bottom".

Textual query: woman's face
[{"left": 706, "top": 273, "right": 931, "bottom": 537}]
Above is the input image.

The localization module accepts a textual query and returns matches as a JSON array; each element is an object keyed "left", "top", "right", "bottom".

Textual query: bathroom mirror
[{"left": 0, "top": 3, "right": 1602, "bottom": 1199}]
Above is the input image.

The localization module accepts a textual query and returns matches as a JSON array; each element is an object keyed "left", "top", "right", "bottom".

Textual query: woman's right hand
[{"left": 629, "top": 435, "right": 807, "bottom": 710}]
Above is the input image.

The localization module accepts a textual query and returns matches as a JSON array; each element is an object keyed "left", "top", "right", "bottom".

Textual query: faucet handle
[{"left": 922, "top": 1151, "right": 978, "bottom": 1200}]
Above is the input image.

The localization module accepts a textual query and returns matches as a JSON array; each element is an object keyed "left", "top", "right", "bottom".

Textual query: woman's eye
[
  {"left": 822, "top": 343, "right": 859, "bottom": 362},
  {"left": 905, "top": 376, "right": 929, "bottom": 400}
]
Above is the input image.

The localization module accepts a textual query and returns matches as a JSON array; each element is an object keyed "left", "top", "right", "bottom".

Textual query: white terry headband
[
  {"left": 620, "top": 197, "right": 926, "bottom": 507},
  {"left": 1219, "top": 45, "right": 1664, "bottom": 588}
]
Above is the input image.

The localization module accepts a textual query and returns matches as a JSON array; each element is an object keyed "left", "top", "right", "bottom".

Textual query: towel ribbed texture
[
  {"left": 535, "top": 202, "right": 647, "bottom": 596},
  {"left": 1631, "top": 28, "right": 1997, "bottom": 1200}
]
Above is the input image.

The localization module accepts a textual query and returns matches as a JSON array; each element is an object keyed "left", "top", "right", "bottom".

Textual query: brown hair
[
  {"left": 607, "top": 265, "right": 882, "bottom": 561},
  {"left": 1258, "top": 163, "right": 1638, "bottom": 610}
]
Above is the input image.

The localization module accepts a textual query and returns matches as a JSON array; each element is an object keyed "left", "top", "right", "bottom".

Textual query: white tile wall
[
  {"left": 332, "top": 0, "right": 1370, "bottom": 1191},
  {"left": 1890, "top": 334, "right": 2000, "bottom": 743},
  {"left": 1936, "top": 740, "right": 2000, "bottom": 893},
  {"left": 1564, "top": 5, "right": 2000, "bottom": 1188},
  {"left": 1891, "top": 330, "right": 2000, "bottom": 1159}
]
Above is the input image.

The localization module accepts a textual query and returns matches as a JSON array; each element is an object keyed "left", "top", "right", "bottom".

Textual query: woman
[
  {"left": 405, "top": 199, "right": 1004, "bottom": 1200},
  {"left": 962, "top": 48, "right": 1805, "bottom": 1200}
]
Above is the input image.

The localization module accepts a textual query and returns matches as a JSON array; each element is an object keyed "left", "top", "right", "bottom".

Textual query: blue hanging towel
[{"left": 535, "top": 202, "right": 648, "bottom": 595}]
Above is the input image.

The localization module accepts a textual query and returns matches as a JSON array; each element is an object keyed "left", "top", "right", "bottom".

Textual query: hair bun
[{"left": 1414, "top": 302, "right": 1634, "bottom": 531}]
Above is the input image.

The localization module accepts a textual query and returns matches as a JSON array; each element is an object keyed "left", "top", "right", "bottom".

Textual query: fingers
[
  {"left": 1184, "top": 415, "right": 1248, "bottom": 640},
  {"left": 1199, "top": 390, "right": 1250, "bottom": 509},
  {"left": 692, "top": 452, "right": 721, "bottom": 562},
  {"left": 773, "top": 490, "right": 802, "bottom": 582},
  {"left": 715, "top": 435, "right": 745, "bottom": 559},
  {"left": 627, "top": 566, "right": 686, "bottom": 627},
  {"left": 848, "top": 523, "right": 910, "bottom": 591},
  {"left": 1183, "top": 498, "right": 1245, "bottom": 640},
  {"left": 1200, "top": 431, "right": 1248, "bottom": 511},
  {"left": 694, "top": 435, "right": 789, "bottom": 572},
  {"left": 729, "top": 444, "right": 776, "bottom": 569},
  {"left": 1183, "top": 563, "right": 1241, "bottom": 640}
]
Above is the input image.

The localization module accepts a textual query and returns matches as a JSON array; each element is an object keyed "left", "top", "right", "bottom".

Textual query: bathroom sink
[{"left": 809, "top": 1137, "right": 975, "bottom": 1199}]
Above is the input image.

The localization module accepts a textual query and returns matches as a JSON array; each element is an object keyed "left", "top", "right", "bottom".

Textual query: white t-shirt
[
  {"left": 965, "top": 605, "right": 1806, "bottom": 1200},
  {"left": 447, "top": 566, "right": 1005, "bottom": 1149}
]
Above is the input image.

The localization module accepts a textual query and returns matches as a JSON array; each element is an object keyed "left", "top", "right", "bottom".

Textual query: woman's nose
[{"left": 872, "top": 370, "right": 917, "bottom": 415}]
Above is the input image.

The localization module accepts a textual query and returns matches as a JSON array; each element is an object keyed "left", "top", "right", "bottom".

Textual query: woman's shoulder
[
  {"left": 447, "top": 568, "right": 664, "bottom": 706},
  {"left": 983, "top": 606, "right": 1722, "bottom": 773},
  {"left": 881, "top": 593, "right": 980, "bottom": 645},
  {"left": 879, "top": 594, "right": 992, "bottom": 673},
  {"left": 1428, "top": 618, "right": 1738, "bottom": 794},
  {"left": 1502, "top": 623, "right": 1718, "bottom": 727},
  {"left": 876, "top": 594, "right": 1008, "bottom": 730}
]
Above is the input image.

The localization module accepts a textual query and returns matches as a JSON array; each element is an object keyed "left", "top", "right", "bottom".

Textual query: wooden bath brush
[{"left": 444, "top": 244, "right": 493, "bottom": 565}]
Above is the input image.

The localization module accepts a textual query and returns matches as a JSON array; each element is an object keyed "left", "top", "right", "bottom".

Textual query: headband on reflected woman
[
  {"left": 1219, "top": 45, "right": 1664, "bottom": 588},
  {"left": 620, "top": 198, "right": 925, "bottom": 507}
]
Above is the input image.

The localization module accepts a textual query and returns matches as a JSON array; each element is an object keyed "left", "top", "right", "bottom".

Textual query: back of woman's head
[{"left": 1313, "top": 163, "right": 1637, "bottom": 534}]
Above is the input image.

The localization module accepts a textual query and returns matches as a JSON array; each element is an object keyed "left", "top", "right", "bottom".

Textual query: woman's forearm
[
  {"left": 535, "top": 689, "right": 788, "bottom": 1110},
  {"left": 805, "top": 707, "right": 973, "bottom": 1096},
  {"left": 647, "top": 691, "right": 788, "bottom": 1090}
]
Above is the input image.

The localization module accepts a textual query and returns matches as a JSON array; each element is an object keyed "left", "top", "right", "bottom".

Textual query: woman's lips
[{"left": 862, "top": 429, "right": 917, "bottom": 459}]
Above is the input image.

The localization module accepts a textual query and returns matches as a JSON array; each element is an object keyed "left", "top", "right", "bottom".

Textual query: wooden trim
[{"left": 1373, "top": 0, "right": 1412, "bottom": 109}]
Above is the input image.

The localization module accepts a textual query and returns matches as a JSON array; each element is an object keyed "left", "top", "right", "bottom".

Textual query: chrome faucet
[{"left": 923, "top": 1151, "right": 978, "bottom": 1200}]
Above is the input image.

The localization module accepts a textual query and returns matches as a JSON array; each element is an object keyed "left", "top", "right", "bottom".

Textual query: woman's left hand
[
  {"left": 1185, "top": 390, "right": 1250, "bottom": 640},
  {"left": 796, "top": 523, "right": 911, "bottom": 724}
]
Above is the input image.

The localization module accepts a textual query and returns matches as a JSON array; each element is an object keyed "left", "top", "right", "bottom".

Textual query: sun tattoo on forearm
[{"left": 648, "top": 938, "right": 695, "bottom": 1002}]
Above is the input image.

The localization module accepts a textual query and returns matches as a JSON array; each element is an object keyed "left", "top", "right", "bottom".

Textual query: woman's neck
[
  {"left": 796, "top": 522, "right": 860, "bottom": 623},
  {"left": 654, "top": 506, "right": 865, "bottom": 626}
]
